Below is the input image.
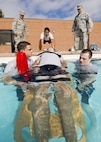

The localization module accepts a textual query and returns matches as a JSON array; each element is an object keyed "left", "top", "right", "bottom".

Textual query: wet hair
[
  {"left": 44, "top": 27, "right": 50, "bottom": 32},
  {"left": 81, "top": 49, "right": 92, "bottom": 58},
  {"left": 17, "top": 41, "right": 31, "bottom": 52}
]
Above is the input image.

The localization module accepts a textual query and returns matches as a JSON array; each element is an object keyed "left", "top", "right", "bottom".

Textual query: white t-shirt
[
  {"left": 4, "top": 58, "right": 34, "bottom": 76},
  {"left": 38, "top": 52, "right": 63, "bottom": 67},
  {"left": 40, "top": 32, "right": 54, "bottom": 41}
]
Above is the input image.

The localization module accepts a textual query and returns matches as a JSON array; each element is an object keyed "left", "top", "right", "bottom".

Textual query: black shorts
[
  {"left": 44, "top": 38, "right": 51, "bottom": 44},
  {"left": 39, "top": 65, "right": 66, "bottom": 76}
]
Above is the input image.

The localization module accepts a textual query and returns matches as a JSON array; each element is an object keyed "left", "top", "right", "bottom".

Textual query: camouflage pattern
[
  {"left": 12, "top": 18, "right": 28, "bottom": 52},
  {"left": 72, "top": 13, "right": 93, "bottom": 50}
]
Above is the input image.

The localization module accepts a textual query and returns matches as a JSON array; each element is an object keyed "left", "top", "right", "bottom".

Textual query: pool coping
[{"left": 0, "top": 50, "right": 101, "bottom": 64}]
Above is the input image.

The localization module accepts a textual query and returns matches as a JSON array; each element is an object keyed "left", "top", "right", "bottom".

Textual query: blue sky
[{"left": 0, "top": 0, "right": 101, "bottom": 21}]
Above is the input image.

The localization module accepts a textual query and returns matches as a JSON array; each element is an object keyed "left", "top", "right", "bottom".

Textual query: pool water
[
  {"left": 0, "top": 60, "right": 101, "bottom": 142},
  {"left": 67, "top": 60, "right": 101, "bottom": 142}
]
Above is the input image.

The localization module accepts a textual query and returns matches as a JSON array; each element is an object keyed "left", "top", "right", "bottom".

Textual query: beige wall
[{"left": 0, "top": 18, "right": 101, "bottom": 53}]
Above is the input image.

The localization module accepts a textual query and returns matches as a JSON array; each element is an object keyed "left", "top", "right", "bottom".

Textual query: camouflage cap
[
  {"left": 19, "top": 10, "right": 25, "bottom": 15},
  {"left": 77, "top": 4, "right": 83, "bottom": 9}
]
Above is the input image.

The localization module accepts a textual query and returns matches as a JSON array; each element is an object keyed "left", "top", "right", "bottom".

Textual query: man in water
[
  {"left": 74, "top": 49, "right": 98, "bottom": 104},
  {"left": 73, "top": 49, "right": 98, "bottom": 133},
  {"left": 4, "top": 41, "right": 34, "bottom": 100},
  {"left": 4, "top": 41, "right": 33, "bottom": 79}
]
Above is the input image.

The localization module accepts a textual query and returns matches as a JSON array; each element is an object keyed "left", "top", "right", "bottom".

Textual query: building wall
[{"left": 0, "top": 18, "right": 101, "bottom": 53}]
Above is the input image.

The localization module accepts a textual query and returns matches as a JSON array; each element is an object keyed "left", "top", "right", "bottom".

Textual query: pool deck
[
  {"left": 0, "top": 50, "right": 101, "bottom": 56},
  {"left": 0, "top": 50, "right": 101, "bottom": 64}
]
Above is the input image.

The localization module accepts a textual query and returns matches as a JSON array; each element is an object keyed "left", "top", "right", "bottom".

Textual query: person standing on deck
[
  {"left": 72, "top": 5, "right": 93, "bottom": 51},
  {"left": 12, "top": 11, "right": 28, "bottom": 52}
]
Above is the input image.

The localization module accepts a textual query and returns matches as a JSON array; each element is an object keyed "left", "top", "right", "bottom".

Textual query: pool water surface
[{"left": 0, "top": 60, "right": 101, "bottom": 142}]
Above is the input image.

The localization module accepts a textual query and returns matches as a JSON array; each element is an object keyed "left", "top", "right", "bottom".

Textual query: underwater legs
[{"left": 54, "top": 82, "right": 77, "bottom": 142}]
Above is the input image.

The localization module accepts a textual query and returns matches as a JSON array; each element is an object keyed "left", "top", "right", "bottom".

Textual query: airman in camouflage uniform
[
  {"left": 72, "top": 5, "right": 93, "bottom": 51},
  {"left": 12, "top": 11, "right": 28, "bottom": 52}
]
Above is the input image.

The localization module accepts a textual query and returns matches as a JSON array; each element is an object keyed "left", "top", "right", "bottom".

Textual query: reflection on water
[{"left": 0, "top": 60, "right": 101, "bottom": 142}]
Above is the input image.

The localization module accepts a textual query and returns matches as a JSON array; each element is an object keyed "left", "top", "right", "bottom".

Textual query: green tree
[{"left": 0, "top": 9, "right": 4, "bottom": 18}]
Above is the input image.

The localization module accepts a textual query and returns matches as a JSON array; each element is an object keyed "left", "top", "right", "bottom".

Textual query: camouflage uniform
[
  {"left": 72, "top": 12, "right": 93, "bottom": 50},
  {"left": 12, "top": 17, "right": 28, "bottom": 52}
]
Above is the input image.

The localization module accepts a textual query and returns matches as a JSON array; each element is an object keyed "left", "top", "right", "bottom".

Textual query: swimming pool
[{"left": 0, "top": 55, "right": 101, "bottom": 142}]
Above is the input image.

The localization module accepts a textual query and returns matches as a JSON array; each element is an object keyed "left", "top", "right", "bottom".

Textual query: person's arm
[
  {"left": 40, "top": 39, "right": 45, "bottom": 50},
  {"left": 31, "top": 57, "right": 41, "bottom": 73},
  {"left": 86, "top": 14, "right": 94, "bottom": 34},
  {"left": 33, "top": 57, "right": 40, "bottom": 66},
  {"left": 88, "top": 18, "right": 93, "bottom": 33},
  {"left": 49, "top": 33, "right": 55, "bottom": 48},
  {"left": 51, "top": 39, "right": 55, "bottom": 48},
  {"left": 61, "top": 60, "right": 67, "bottom": 69},
  {"left": 39, "top": 32, "right": 45, "bottom": 50},
  {"left": 24, "top": 22, "right": 28, "bottom": 37},
  {"left": 77, "top": 74, "right": 96, "bottom": 91},
  {"left": 72, "top": 17, "right": 77, "bottom": 33},
  {"left": 0, "top": 75, "right": 32, "bottom": 91},
  {"left": 12, "top": 19, "right": 18, "bottom": 35},
  {"left": 60, "top": 56, "right": 67, "bottom": 69}
]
